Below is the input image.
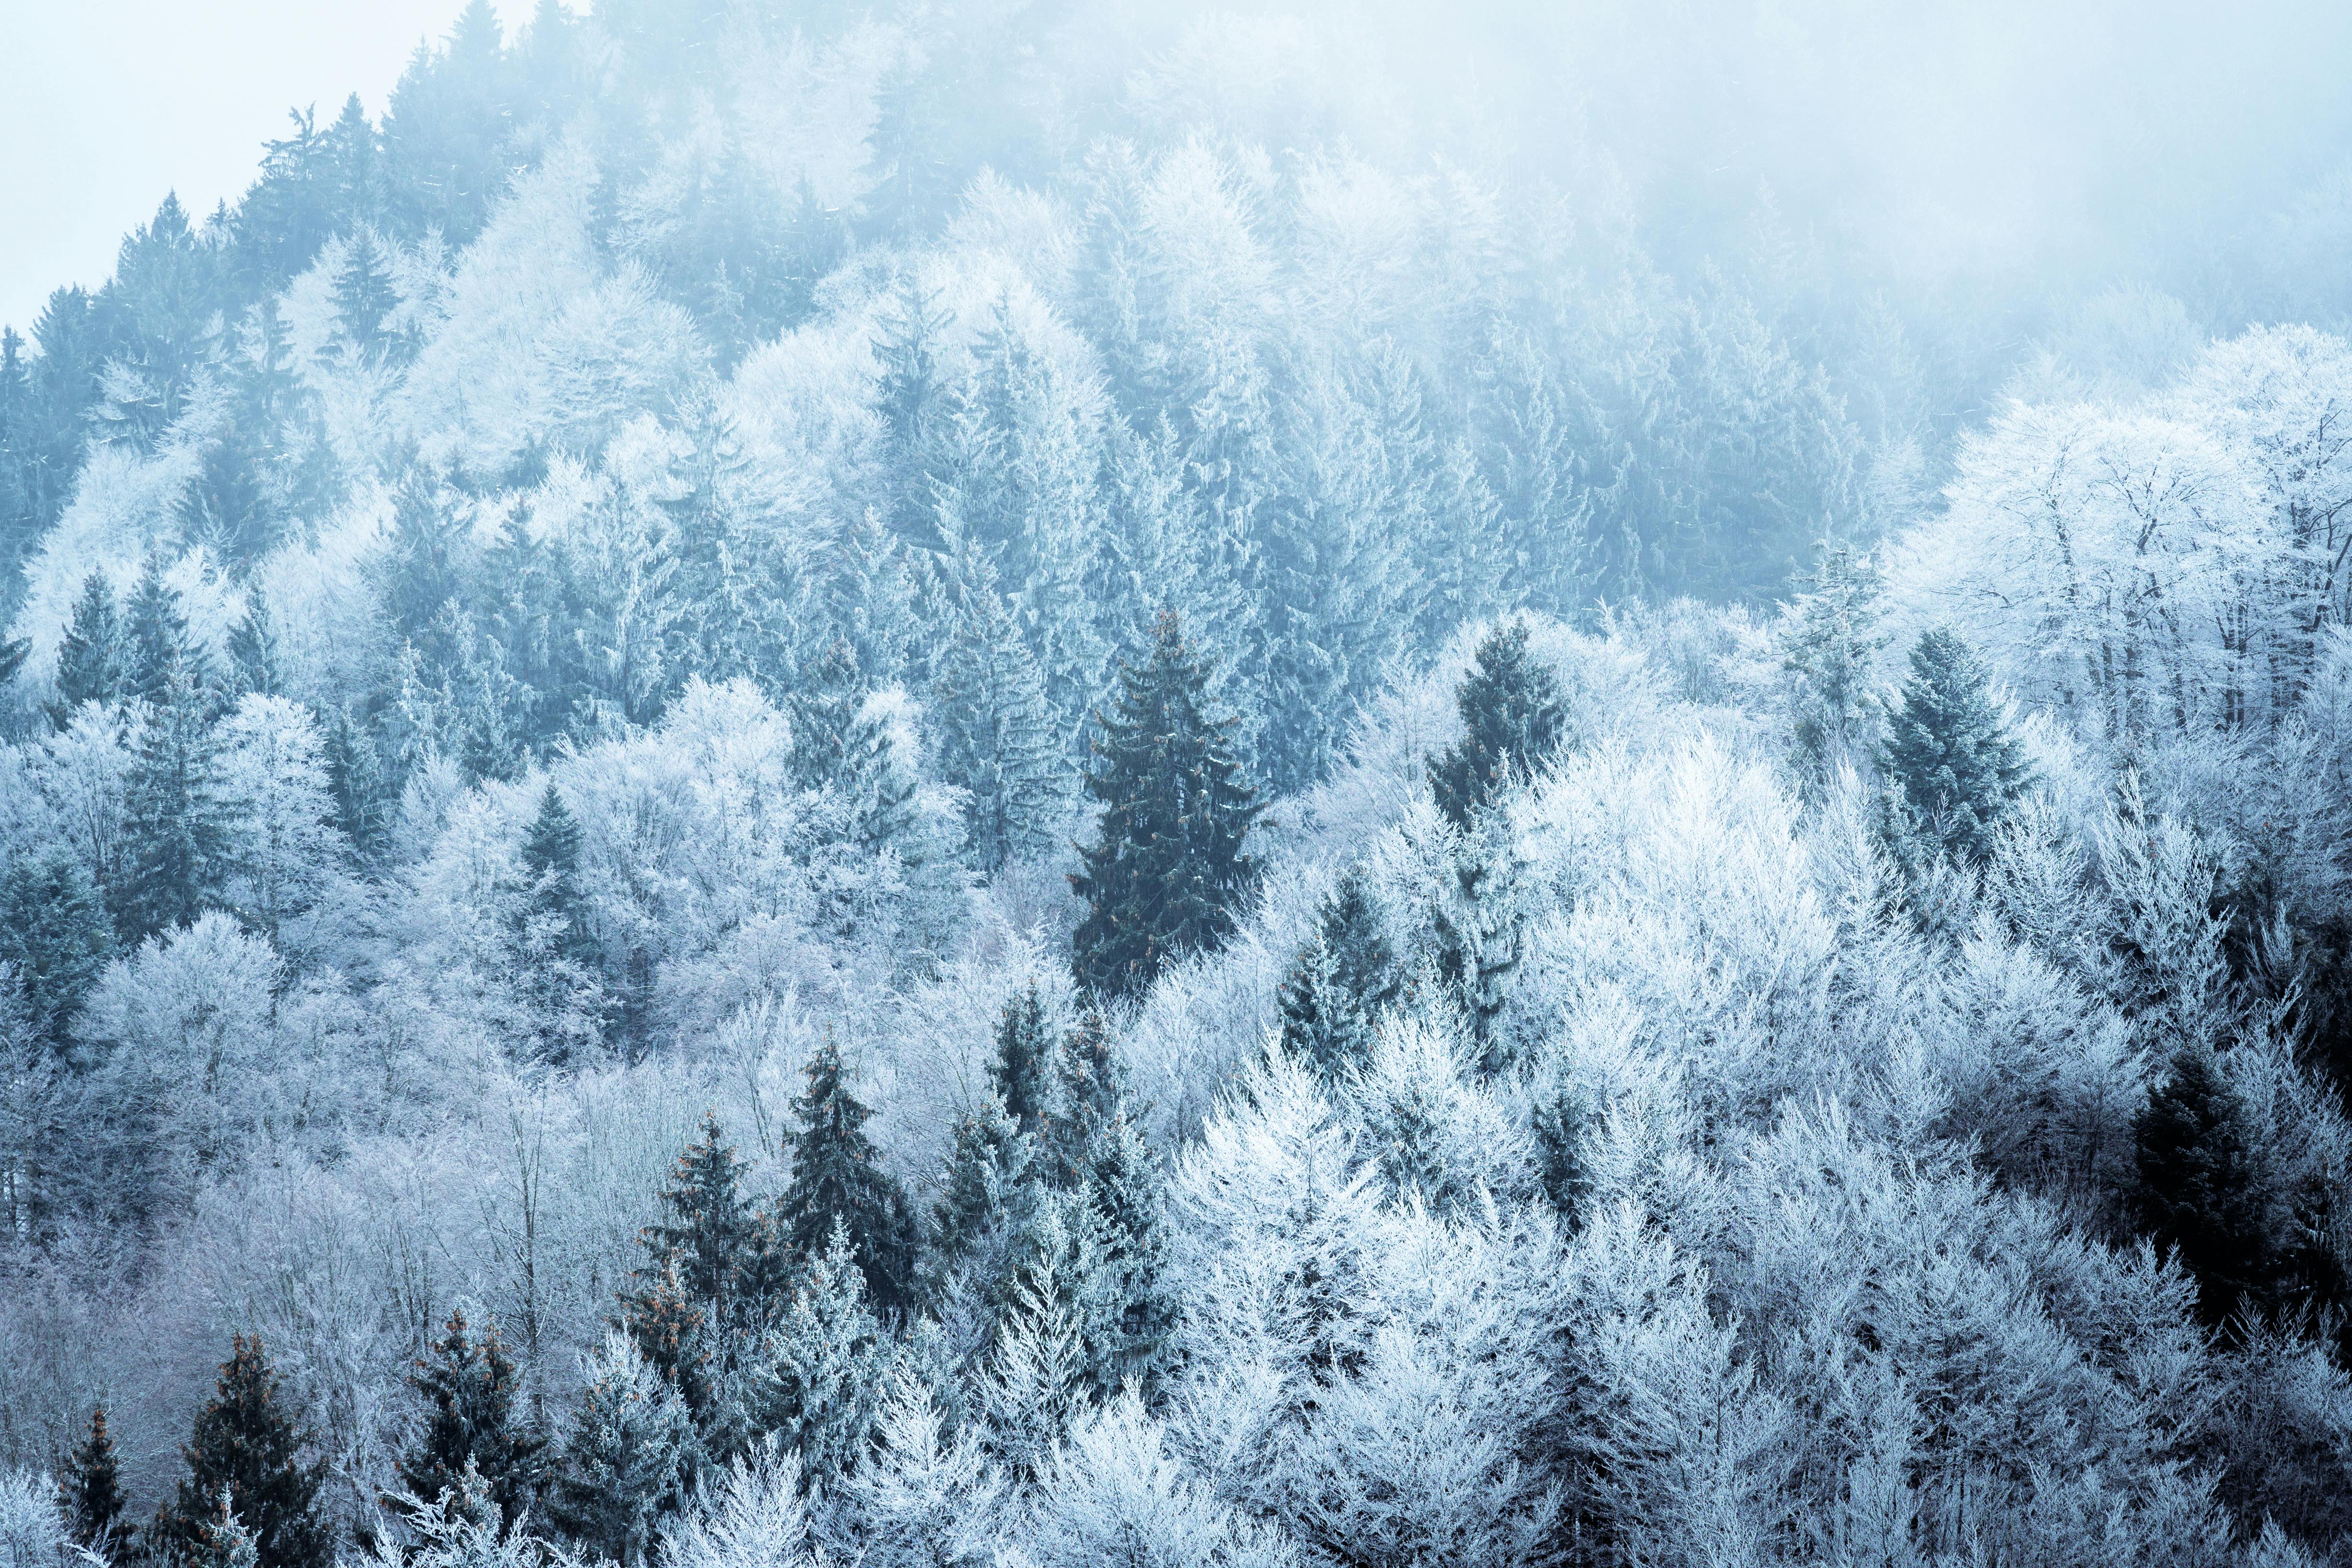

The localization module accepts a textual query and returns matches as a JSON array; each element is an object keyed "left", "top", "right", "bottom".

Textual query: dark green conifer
[
  {"left": 153, "top": 1336, "right": 330, "bottom": 1568},
  {"left": 0, "top": 850, "right": 114, "bottom": 1046},
  {"left": 396, "top": 1307, "right": 545, "bottom": 1532},
  {"left": 227, "top": 587, "right": 281, "bottom": 698},
  {"left": 780, "top": 1034, "right": 917, "bottom": 1316},
  {"left": 1069, "top": 608, "right": 1265, "bottom": 1001},
  {"left": 1079, "top": 1108, "right": 1174, "bottom": 1398},
  {"left": 2136, "top": 1043, "right": 2276, "bottom": 1325},
  {"left": 50, "top": 571, "right": 124, "bottom": 722},
  {"left": 930, "top": 1091, "right": 1022, "bottom": 1273},
  {"left": 323, "top": 710, "right": 389, "bottom": 864},
  {"left": 1783, "top": 542, "right": 1888, "bottom": 792},
  {"left": 123, "top": 555, "right": 206, "bottom": 708},
  {"left": 62, "top": 1406, "right": 126, "bottom": 1556},
  {"left": 1278, "top": 866, "right": 1399, "bottom": 1076},
  {"left": 119, "top": 662, "right": 226, "bottom": 941},
  {"left": 1879, "top": 627, "right": 2033, "bottom": 866},
  {"left": 1428, "top": 619, "right": 1567, "bottom": 835},
  {"left": 990, "top": 983, "right": 1055, "bottom": 1136},
  {"left": 517, "top": 781, "right": 597, "bottom": 971},
  {"left": 624, "top": 1114, "right": 782, "bottom": 1345}
]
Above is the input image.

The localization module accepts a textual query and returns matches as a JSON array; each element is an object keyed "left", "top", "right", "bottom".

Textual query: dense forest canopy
[{"left": 5, "top": 1, "right": 2352, "bottom": 1564}]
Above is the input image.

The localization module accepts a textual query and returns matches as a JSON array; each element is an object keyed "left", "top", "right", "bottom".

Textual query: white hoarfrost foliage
[
  {"left": 660, "top": 1442, "right": 816, "bottom": 1568},
  {"left": 0, "top": 1471, "right": 71, "bottom": 1568}
]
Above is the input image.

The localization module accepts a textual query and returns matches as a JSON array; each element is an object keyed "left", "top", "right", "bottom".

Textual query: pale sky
[{"left": 0, "top": 0, "right": 535, "bottom": 338}]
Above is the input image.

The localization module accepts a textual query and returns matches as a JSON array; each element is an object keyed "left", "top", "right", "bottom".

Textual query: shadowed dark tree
[
  {"left": 152, "top": 1336, "right": 330, "bottom": 1568},
  {"left": 1429, "top": 619, "right": 1567, "bottom": 834},
  {"left": 396, "top": 1307, "right": 546, "bottom": 1532},
  {"left": 780, "top": 1034, "right": 917, "bottom": 1317},
  {"left": 1278, "top": 865, "right": 1399, "bottom": 1077},
  {"left": 1070, "top": 608, "right": 1265, "bottom": 1001},
  {"left": 62, "top": 1406, "right": 126, "bottom": 1557},
  {"left": 1879, "top": 627, "right": 2033, "bottom": 866}
]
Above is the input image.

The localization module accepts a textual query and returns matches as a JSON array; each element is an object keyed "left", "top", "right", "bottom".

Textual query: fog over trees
[{"left": 5, "top": 0, "right": 2352, "bottom": 1562}]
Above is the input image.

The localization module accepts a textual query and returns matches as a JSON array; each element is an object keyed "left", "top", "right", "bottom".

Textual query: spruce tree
[
  {"left": 0, "top": 850, "right": 114, "bottom": 1047},
  {"left": 1433, "top": 816, "right": 1528, "bottom": 1068},
  {"left": 123, "top": 555, "right": 205, "bottom": 708},
  {"left": 1278, "top": 866, "right": 1399, "bottom": 1077},
  {"left": 227, "top": 587, "right": 281, "bottom": 699},
  {"left": 1429, "top": 619, "right": 1567, "bottom": 834},
  {"left": 742, "top": 1221, "right": 888, "bottom": 1478},
  {"left": 933, "top": 571, "right": 1069, "bottom": 874},
  {"left": 2135, "top": 1043, "right": 2276, "bottom": 1325},
  {"left": 512, "top": 781, "right": 604, "bottom": 1062},
  {"left": 780, "top": 1034, "right": 918, "bottom": 1317},
  {"left": 989, "top": 984, "right": 1055, "bottom": 1137},
  {"left": 786, "top": 638, "right": 864, "bottom": 790},
  {"left": 1879, "top": 628, "right": 2033, "bottom": 866},
  {"left": 396, "top": 1308, "right": 545, "bottom": 1532},
  {"left": 517, "top": 782, "right": 597, "bottom": 973},
  {"left": 549, "top": 1336, "right": 690, "bottom": 1568},
  {"left": 50, "top": 570, "right": 124, "bottom": 723},
  {"left": 120, "top": 662, "right": 227, "bottom": 941},
  {"left": 327, "top": 231, "right": 399, "bottom": 366},
  {"left": 153, "top": 1336, "right": 330, "bottom": 1568},
  {"left": 322, "top": 710, "right": 389, "bottom": 864},
  {"left": 62, "top": 1406, "right": 126, "bottom": 1556},
  {"left": 930, "top": 1091, "right": 1023, "bottom": 1274},
  {"left": 1782, "top": 542, "right": 1888, "bottom": 792},
  {"left": 624, "top": 1114, "right": 784, "bottom": 1353},
  {"left": 1069, "top": 608, "right": 1265, "bottom": 1001},
  {"left": 1078, "top": 1108, "right": 1174, "bottom": 1398}
]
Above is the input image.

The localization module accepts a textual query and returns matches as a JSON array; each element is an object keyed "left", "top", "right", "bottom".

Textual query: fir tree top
[
  {"left": 51, "top": 570, "right": 125, "bottom": 722},
  {"left": 62, "top": 1405, "right": 126, "bottom": 1555},
  {"left": 1069, "top": 608, "right": 1265, "bottom": 1000},
  {"left": 1879, "top": 627, "right": 2033, "bottom": 865},
  {"left": 396, "top": 1307, "right": 545, "bottom": 1532},
  {"left": 154, "top": 1336, "right": 330, "bottom": 1568},
  {"left": 1429, "top": 619, "right": 1567, "bottom": 835},
  {"left": 782, "top": 1033, "right": 916, "bottom": 1316}
]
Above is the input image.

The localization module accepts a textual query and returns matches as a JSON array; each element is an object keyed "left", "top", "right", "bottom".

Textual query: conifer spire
[
  {"left": 781, "top": 1033, "right": 917, "bottom": 1316},
  {"left": 1069, "top": 608, "right": 1265, "bottom": 1001},
  {"left": 153, "top": 1336, "right": 330, "bottom": 1568},
  {"left": 62, "top": 1405, "right": 126, "bottom": 1556},
  {"left": 1428, "top": 618, "right": 1566, "bottom": 835}
]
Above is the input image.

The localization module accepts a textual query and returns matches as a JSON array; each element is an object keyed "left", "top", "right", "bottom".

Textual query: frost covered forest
[{"left": 8, "top": 0, "right": 2352, "bottom": 1563}]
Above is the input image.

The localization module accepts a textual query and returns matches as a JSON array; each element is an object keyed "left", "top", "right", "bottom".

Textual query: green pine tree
[
  {"left": 227, "top": 587, "right": 281, "bottom": 699},
  {"left": 1879, "top": 627, "right": 2033, "bottom": 865},
  {"left": 780, "top": 1034, "right": 918, "bottom": 1317},
  {"left": 512, "top": 781, "right": 604, "bottom": 1061},
  {"left": 1429, "top": 619, "right": 1567, "bottom": 835},
  {"left": 1069, "top": 608, "right": 1265, "bottom": 1001},
  {"left": 989, "top": 984, "right": 1055, "bottom": 1137},
  {"left": 929, "top": 1090, "right": 1023, "bottom": 1275},
  {"left": 49, "top": 570, "right": 124, "bottom": 723},
  {"left": 2135, "top": 1043, "right": 2276, "bottom": 1325},
  {"left": 120, "top": 663, "right": 227, "bottom": 941},
  {"left": 396, "top": 1307, "right": 546, "bottom": 1532},
  {"left": 933, "top": 568, "right": 1069, "bottom": 874},
  {"left": 322, "top": 710, "right": 389, "bottom": 865},
  {"left": 62, "top": 1406, "right": 127, "bottom": 1556},
  {"left": 123, "top": 555, "right": 206, "bottom": 708},
  {"left": 624, "top": 1114, "right": 785, "bottom": 1353},
  {"left": 153, "top": 1336, "right": 330, "bottom": 1568},
  {"left": 1782, "top": 541, "right": 1888, "bottom": 793},
  {"left": 549, "top": 1335, "right": 690, "bottom": 1568},
  {"left": 742, "top": 1220, "right": 888, "bottom": 1478},
  {"left": 326, "top": 231, "right": 400, "bottom": 366},
  {"left": 0, "top": 850, "right": 114, "bottom": 1047},
  {"left": 1433, "top": 816, "right": 1528, "bottom": 1068},
  {"left": 1278, "top": 865, "right": 1399, "bottom": 1076},
  {"left": 786, "top": 638, "right": 864, "bottom": 790},
  {"left": 1078, "top": 1108, "right": 1174, "bottom": 1399}
]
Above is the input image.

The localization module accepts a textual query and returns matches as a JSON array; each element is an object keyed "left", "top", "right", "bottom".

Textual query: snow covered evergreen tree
[
  {"left": 1070, "top": 609, "right": 1264, "bottom": 1000},
  {"left": 1879, "top": 627, "right": 2033, "bottom": 865}
]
